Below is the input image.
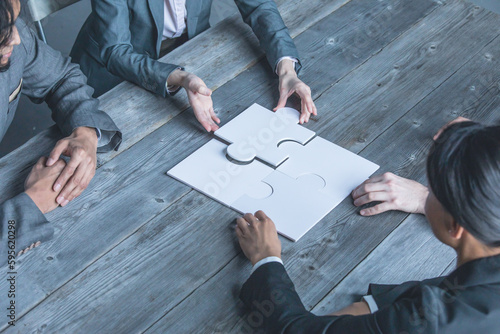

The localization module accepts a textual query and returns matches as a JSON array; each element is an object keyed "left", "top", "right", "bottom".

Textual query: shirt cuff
[
  {"left": 275, "top": 57, "right": 298, "bottom": 75},
  {"left": 362, "top": 295, "right": 379, "bottom": 313},
  {"left": 166, "top": 67, "right": 184, "bottom": 96},
  {"left": 251, "top": 256, "right": 283, "bottom": 274},
  {"left": 95, "top": 128, "right": 101, "bottom": 143}
]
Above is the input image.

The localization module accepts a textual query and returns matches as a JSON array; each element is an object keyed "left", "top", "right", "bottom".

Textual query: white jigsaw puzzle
[
  {"left": 167, "top": 104, "right": 379, "bottom": 241},
  {"left": 231, "top": 172, "right": 336, "bottom": 241},
  {"left": 167, "top": 139, "right": 274, "bottom": 206},
  {"left": 214, "top": 103, "right": 315, "bottom": 167},
  {"left": 277, "top": 137, "right": 380, "bottom": 205}
]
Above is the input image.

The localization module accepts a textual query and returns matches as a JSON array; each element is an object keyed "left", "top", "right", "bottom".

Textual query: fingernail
[
  {"left": 57, "top": 196, "right": 64, "bottom": 204},
  {"left": 62, "top": 200, "right": 69, "bottom": 207},
  {"left": 54, "top": 183, "right": 61, "bottom": 191},
  {"left": 47, "top": 158, "right": 55, "bottom": 166},
  {"left": 360, "top": 210, "right": 366, "bottom": 216}
]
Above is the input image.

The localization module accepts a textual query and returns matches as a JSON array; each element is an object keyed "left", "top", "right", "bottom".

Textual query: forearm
[
  {"left": 0, "top": 194, "right": 51, "bottom": 266},
  {"left": 234, "top": 0, "right": 301, "bottom": 72}
]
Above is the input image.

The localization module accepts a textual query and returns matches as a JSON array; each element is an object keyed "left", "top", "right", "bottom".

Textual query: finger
[
  {"left": 299, "top": 99, "right": 308, "bottom": 124},
  {"left": 209, "top": 107, "right": 221, "bottom": 124},
  {"left": 352, "top": 181, "right": 388, "bottom": 200},
  {"left": 197, "top": 85, "right": 212, "bottom": 96},
  {"left": 353, "top": 191, "right": 391, "bottom": 207},
  {"left": 235, "top": 225, "right": 244, "bottom": 239},
  {"left": 307, "top": 100, "right": 316, "bottom": 118},
  {"left": 36, "top": 156, "right": 47, "bottom": 167},
  {"left": 53, "top": 155, "right": 82, "bottom": 193},
  {"left": 311, "top": 101, "right": 318, "bottom": 116},
  {"left": 360, "top": 202, "right": 395, "bottom": 216},
  {"left": 57, "top": 159, "right": 87, "bottom": 205},
  {"left": 66, "top": 166, "right": 94, "bottom": 202},
  {"left": 274, "top": 91, "right": 289, "bottom": 111},
  {"left": 243, "top": 213, "right": 259, "bottom": 226},
  {"left": 236, "top": 217, "right": 250, "bottom": 234},
  {"left": 47, "top": 140, "right": 69, "bottom": 166},
  {"left": 254, "top": 210, "right": 270, "bottom": 222},
  {"left": 351, "top": 175, "right": 386, "bottom": 196}
]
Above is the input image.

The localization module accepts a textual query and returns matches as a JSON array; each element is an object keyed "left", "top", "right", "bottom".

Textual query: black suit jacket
[{"left": 240, "top": 254, "right": 500, "bottom": 333}]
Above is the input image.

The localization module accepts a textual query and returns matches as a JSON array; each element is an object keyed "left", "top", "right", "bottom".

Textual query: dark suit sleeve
[
  {"left": 240, "top": 262, "right": 460, "bottom": 334},
  {"left": 233, "top": 0, "right": 302, "bottom": 74},
  {"left": 17, "top": 19, "right": 122, "bottom": 153},
  {"left": 0, "top": 193, "right": 53, "bottom": 267},
  {"left": 90, "top": 0, "right": 181, "bottom": 97}
]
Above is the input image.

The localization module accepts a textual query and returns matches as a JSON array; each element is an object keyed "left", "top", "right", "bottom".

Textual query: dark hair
[
  {"left": 0, "top": 0, "right": 14, "bottom": 49},
  {"left": 427, "top": 121, "right": 500, "bottom": 247},
  {"left": 0, "top": 0, "right": 14, "bottom": 72}
]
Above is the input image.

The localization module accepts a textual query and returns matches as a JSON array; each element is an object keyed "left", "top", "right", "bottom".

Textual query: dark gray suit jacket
[
  {"left": 0, "top": 19, "right": 122, "bottom": 266},
  {"left": 240, "top": 255, "right": 500, "bottom": 333},
  {"left": 70, "top": 0, "right": 301, "bottom": 97}
]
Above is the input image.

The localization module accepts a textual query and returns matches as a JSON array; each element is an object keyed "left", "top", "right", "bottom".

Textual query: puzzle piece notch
[
  {"left": 231, "top": 171, "right": 334, "bottom": 241},
  {"left": 277, "top": 137, "right": 380, "bottom": 203},
  {"left": 167, "top": 139, "right": 274, "bottom": 206},
  {"left": 214, "top": 104, "right": 315, "bottom": 167}
]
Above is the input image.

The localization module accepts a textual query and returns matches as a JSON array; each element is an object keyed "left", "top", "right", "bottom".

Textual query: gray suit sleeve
[
  {"left": 17, "top": 19, "right": 122, "bottom": 153},
  {"left": 91, "top": 0, "right": 181, "bottom": 97},
  {"left": 234, "top": 0, "right": 302, "bottom": 74},
  {"left": 0, "top": 193, "right": 53, "bottom": 267}
]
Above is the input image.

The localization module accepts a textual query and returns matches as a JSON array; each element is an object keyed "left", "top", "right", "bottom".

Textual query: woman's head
[
  {"left": 0, "top": 0, "right": 21, "bottom": 71},
  {"left": 426, "top": 121, "right": 500, "bottom": 249}
]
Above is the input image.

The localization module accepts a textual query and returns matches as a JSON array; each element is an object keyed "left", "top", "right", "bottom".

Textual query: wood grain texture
[
  {"left": 0, "top": 0, "right": 441, "bottom": 330},
  {"left": 3, "top": 0, "right": 500, "bottom": 332},
  {"left": 0, "top": 0, "right": 352, "bottom": 204}
]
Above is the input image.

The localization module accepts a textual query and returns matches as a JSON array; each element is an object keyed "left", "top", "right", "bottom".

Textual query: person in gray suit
[
  {"left": 0, "top": 0, "right": 122, "bottom": 265},
  {"left": 71, "top": 0, "right": 317, "bottom": 132}
]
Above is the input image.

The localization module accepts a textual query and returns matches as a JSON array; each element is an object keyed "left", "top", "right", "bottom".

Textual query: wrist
[
  {"left": 250, "top": 252, "right": 281, "bottom": 266},
  {"left": 277, "top": 59, "right": 297, "bottom": 77},
  {"left": 25, "top": 189, "right": 49, "bottom": 214},
  {"left": 73, "top": 126, "right": 98, "bottom": 144},
  {"left": 418, "top": 187, "right": 430, "bottom": 215},
  {"left": 167, "top": 69, "right": 190, "bottom": 88}
]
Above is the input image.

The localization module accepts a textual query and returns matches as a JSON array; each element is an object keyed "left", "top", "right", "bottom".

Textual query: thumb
[
  {"left": 197, "top": 85, "right": 212, "bottom": 96},
  {"left": 47, "top": 140, "right": 67, "bottom": 166}
]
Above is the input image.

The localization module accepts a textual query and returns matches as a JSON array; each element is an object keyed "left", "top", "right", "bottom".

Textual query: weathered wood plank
[
  {"left": 143, "top": 9, "right": 500, "bottom": 333},
  {"left": 0, "top": 0, "right": 441, "bottom": 330},
  {"left": 311, "top": 214, "right": 456, "bottom": 314},
  {"left": 0, "top": 0, "right": 352, "bottom": 203},
  {"left": 6, "top": 1, "right": 499, "bottom": 332}
]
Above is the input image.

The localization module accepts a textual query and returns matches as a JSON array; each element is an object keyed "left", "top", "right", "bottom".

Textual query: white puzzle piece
[
  {"left": 277, "top": 137, "right": 380, "bottom": 204},
  {"left": 167, "top": 139, "right": 274, "bottom": 206},
  {"left": 214, "top": 104, "right": 315, "bottom": 167},
  {"left": 231, "top": 171, "right": 336, "bottom": 241}
]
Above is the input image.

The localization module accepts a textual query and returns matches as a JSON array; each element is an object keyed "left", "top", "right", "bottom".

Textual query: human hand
[
  {"left": 351, "top": 172, "right": 429, "bottom": 216},
  {"left": 433, "top": 116, "right": 471, "bottom": 140},
  {"left": 274, "top": 59, "right": 317, "bottom": 124},
  {"left": 24, "top": 157, "right": 67, "bottom": 214},
  {"left": 330, "top": 301, "right": 371, "bottom": 316},
  {"left": 168, "top": 69, "right": 220, "bottom": 132},
  {"left": 236, "top": 211, "right": 281, "bottom": 266},
  {"left": 46, "top": 126, "right": 98, "bottom": 207}
]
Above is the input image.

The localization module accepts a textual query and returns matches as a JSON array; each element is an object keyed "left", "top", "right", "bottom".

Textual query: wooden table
[{"left": 1, "top": 0, "right": 499, "bottom": 332}]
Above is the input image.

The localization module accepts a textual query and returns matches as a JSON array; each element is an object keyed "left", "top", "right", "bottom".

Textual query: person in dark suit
[
  {"left": 0, "top": 0, "right": 121, "bottom": 264},
  {"left": 236, "top": 121, "right": 500, "bottom": 333},
  {"left": 70, "top": 0, "right": 317, "bottom": 132}
]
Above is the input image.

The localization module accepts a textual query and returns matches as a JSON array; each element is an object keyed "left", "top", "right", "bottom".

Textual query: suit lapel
[
  {"left": 147, "top": 0, "right": 164, "bottom": 56},
  {"left": 185, "top": 0, "right": 201, "bottom": 39}
]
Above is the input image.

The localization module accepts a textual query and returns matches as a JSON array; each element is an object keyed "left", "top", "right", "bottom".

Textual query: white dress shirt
[{"left": 163, "top": 0, "right": 187, "bottom": 40}]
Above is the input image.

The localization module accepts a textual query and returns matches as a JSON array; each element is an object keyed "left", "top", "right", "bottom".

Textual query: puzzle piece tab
[
  {"left": 167, "top": 139, "right": 274, "bottom": 206},
  {"left": 231, "top": 171, "right": 335, "bottom": 241},
  {"left": 277, "top": 137, "right": 380, "bottom": 204},
  {"left": 214, "top": 104, "right": 315, "bottom": 167}
]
